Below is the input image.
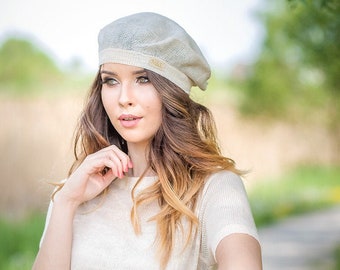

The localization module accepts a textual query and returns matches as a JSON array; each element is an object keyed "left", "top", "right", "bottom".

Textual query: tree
[
  {"left": 237, "top": 0, "right": 339, "bottom": 161},
  {"left": 286, "top": 0, "right": 340, "bottom": 130},
  {"left": 0, "top": 36, "right": 62, "bottom": 94}
]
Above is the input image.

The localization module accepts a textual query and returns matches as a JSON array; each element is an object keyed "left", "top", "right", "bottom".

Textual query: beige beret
[{"left": 98, "top": 12, "right": 211, "bottom": 93}]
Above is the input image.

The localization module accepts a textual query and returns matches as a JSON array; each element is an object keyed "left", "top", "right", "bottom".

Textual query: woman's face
[{"left": 101, "top": 63, "right": 162, "bottom": 148}]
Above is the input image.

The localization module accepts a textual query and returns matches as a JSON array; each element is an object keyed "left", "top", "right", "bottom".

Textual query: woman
[{"left": 33, "top": 12, "right": 262, "bottom": 270}]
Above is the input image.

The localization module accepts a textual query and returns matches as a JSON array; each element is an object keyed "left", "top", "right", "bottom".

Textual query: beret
[{"left": 98, "top": 12, "right": 211, "bottom": 93}]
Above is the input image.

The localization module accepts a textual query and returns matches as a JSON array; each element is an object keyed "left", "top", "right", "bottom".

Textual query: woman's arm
[
  {"left": 216, "top": 233, "right": 262, "bottom": 270},
  {"left": 32, "top": 195, "right": 78, "bottom": 270},
  {"left": 32, "top": 145, "right": 132, "bottom": 270}
]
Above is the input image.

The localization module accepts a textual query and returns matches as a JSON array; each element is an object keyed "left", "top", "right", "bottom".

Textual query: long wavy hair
[{"left": 67, "top": 69, "right": 241, "bottom": 268}]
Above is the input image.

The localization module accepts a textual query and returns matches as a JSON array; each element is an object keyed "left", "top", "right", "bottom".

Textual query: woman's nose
[{"left": 118, "top": 82, "right": 134, "bottom": 107}]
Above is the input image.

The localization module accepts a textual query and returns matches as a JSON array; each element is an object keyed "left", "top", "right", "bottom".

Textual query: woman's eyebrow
[
  {"left": 132, "top": 69, "right": 147, "bottom": 75},
  {"left": 100, "top": 70, "right": 116, "bottom": 76}
]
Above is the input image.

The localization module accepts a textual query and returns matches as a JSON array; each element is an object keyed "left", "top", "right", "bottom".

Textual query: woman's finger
[
  {"left": 74, "top": 144, "right": 132, "bottom": 188},
  {"left": 108, "top": 145, "right": 132, "bottom": 172},
  {"left": 99, "top": 145, "right": 132, "bottom": 175}
]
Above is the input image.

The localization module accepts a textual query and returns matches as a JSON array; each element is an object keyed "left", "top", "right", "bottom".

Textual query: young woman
[{"left": 33, "top": 12, "right": 262, "bottom": 270}]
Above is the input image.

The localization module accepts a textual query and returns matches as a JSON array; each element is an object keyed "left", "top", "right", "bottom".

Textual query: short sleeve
[
  {"left": 198, "top": 171, "right": 259, "bottom": 264},
  {"left": 38, "top": 200, "right": 54, "bottom": 248}
]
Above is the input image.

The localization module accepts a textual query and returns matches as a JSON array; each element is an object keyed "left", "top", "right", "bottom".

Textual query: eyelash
[
  {"left": 101, "top": 76, "right": 150, "bottom": 86},
  {"left": 101, "top": 78, "right": 117, "bottom": 86},
  {"left": 137, "top": 76, "right": 149, "bottom": 83}
]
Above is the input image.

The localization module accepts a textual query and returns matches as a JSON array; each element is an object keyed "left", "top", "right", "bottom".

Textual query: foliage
[
  {"left": 235, "top": 0, "right": 339, "bottom": 119},
  {"left": 0, "top": 37, "right": 63, "bottom": 95},
  {"left": 0, "top": 213, "right": 45, "bottom": 270},
  {"left": 286, "top": 0, "right": 339, "bottom": 94},
  {"left": 248, "top": 165, "right": 340, "bottom": 227},
  {"left": 190, "top": 73, "right": 235, "bottom": 106},
  {"left": 0, "top": 35, "right": 92, "bottom": 97}
]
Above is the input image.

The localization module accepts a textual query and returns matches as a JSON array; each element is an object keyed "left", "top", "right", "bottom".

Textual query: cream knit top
[{"left": 40, "top": 170, "right": 259, "bottom": 269}]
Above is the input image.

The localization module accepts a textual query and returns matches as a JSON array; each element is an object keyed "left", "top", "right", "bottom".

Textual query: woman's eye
[
  {"left": 137, "top": 76, "right": 149, "bottom": 84},
  {"left": 102, "top": 78, "right": 118, "bottom": 86}
]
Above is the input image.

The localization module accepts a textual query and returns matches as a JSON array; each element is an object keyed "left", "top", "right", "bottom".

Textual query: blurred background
[{"left": 0, "top": 0, "right": 339, "bottom": 269}]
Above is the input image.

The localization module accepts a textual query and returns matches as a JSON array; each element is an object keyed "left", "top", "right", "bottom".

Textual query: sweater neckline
[{"left": 113, "top": 175, "right": 158, "bottom": 190}]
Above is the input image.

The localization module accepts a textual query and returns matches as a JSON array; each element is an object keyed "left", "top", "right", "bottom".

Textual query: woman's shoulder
[
  {"left": 205, "top": 170, "right": 244, "bottom": 186},
  {"left": 200, "top": 170, "right": 247, "bottom": 201}
]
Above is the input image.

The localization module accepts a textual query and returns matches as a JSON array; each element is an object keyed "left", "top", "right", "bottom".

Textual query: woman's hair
[{"left": 67, "top": 69, "right": 240, "bottom": 268}]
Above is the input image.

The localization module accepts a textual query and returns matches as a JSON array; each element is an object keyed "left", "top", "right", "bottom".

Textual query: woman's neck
[{"left": 127, "top": 142, "right": 155, "bottom": 177}]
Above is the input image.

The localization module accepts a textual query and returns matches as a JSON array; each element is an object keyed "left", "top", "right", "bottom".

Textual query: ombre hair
[{"left": 67, "top": 69, "right": 240, "bottom": 268}]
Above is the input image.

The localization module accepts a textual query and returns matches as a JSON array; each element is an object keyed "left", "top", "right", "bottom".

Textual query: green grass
[
  {"left": 249, "top": 165, "right": 340, "bottom": 227},
  {"left": 333, "top": 244, "right": 340, "bottom": 270},
  {"left": 0, "top": 213, "right": 45, "bottom": 270}
]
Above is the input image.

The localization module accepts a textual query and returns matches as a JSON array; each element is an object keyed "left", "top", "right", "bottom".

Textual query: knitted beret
[{"left": 98, "top": 12, "right": 211, "bottom": 93}]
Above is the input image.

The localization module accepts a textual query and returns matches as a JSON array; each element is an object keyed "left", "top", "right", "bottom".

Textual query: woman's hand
[{"left": 55, "top": 145, "right": 133, "bottom": 207}]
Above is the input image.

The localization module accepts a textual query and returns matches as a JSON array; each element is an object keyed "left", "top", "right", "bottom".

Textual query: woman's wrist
[{"left": 53, "top": 189, "right": 81, "bottom": 213}]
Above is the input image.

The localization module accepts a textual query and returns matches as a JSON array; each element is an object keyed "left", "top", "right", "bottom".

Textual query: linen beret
[{"left": 98, "top": 12, "right": 211, "bottom": 93}]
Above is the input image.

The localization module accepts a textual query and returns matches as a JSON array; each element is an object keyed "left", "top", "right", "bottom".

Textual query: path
[{"left": 258, "top": 205, "right": 340, "bottom": 270}]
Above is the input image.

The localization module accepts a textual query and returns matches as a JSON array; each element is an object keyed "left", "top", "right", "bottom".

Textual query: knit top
[{"left": 40, "top": 170, "right": 259, "bottom": 269}]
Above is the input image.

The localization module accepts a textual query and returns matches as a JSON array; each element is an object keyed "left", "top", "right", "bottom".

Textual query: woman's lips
[{"left": 118, "top": 114, "right": 142, "bottom": 128}]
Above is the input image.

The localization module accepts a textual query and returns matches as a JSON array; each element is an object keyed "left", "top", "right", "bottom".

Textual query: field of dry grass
[
  {"left": 0, "top": 95, "right": 83, "bottom": 218},
  {"left": 0, "top": 94, "right": 336, "bottom": 219}
]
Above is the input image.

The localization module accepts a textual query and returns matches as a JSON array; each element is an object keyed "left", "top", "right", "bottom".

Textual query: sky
[{"left": 0, "top": 0, "right": 265, "bottom": 72}]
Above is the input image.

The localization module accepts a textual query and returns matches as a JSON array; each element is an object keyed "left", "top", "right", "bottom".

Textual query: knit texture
[
  {"left": 40, "top": 171, "right": 259, "bottom": 269},
  {"left": 98, "top": 12, "right": 211, "bottom": 93}
]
